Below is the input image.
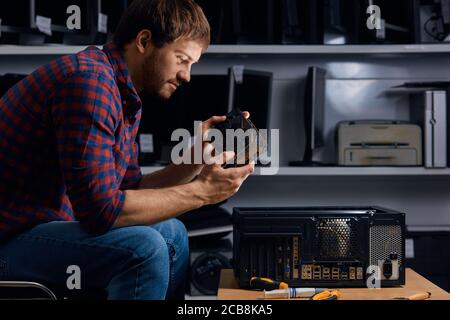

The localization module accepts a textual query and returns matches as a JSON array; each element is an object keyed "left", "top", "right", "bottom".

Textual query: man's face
[{"left": 142, "top": 38, "right": 204, "bottom": 100}]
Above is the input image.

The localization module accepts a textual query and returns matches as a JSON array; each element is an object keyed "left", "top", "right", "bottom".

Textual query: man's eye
[{"left": 177, "top": 56, "right": 189, "bottom": 64}]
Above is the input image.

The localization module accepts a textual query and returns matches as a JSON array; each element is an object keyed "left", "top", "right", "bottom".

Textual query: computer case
[{"left": 233, "top": 206, "right": 406, "bottom": 288}]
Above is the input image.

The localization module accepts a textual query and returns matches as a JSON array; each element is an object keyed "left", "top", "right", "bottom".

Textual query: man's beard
[{"left": 141, "top": 55, "right": 176, "bottom": 101}]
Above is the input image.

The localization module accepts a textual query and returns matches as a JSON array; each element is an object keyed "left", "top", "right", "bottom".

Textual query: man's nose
[{"left": 178, "top": 70, "right": 191, "bottom": 83}]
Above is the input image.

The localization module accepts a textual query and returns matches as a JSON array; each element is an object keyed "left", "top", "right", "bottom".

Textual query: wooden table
[{"left": 217, "top": 268, "right": 450, "bottom": 300}]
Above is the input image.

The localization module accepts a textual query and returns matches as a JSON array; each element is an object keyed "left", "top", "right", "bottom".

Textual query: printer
[{"left": 337, "top": 120, "right": 422, "bottom": 166}]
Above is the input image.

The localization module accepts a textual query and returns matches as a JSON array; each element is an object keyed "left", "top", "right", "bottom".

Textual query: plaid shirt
[{"left": 0, "top": 42, "right": 142, "bottom": 241}]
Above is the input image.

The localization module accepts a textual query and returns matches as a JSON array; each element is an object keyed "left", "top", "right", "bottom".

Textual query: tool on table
[
  {"left": 311, "top": 290, "right": 342, "bottom": 300},
  {"left": 393, "top": 292, "right": 431, "bottom": 300},
  {"left": 250, "top": 277, "right": 288, "bottom": 291},
  {"left": 263, "top": 288, "right": 327, "bottom": 299}
]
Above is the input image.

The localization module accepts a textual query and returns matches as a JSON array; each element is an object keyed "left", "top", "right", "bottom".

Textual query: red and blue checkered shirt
[{"left": 0, "top": 42, "right": 143, "bottom": 241}]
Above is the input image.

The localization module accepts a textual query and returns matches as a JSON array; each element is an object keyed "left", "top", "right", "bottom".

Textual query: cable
[{"left": 424, "top": 15, "right": 448, "bottom": 41}]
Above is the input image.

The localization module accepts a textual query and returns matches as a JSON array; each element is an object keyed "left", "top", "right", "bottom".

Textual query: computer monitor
[
  {"left": 0, "top": 0, "right": 35, "bottom": 44},
  {"left": 137, "top": 74, "right": 231, "bottom": 165},
  {"left": 323, "top": 0, "right": 360, "bottom": 44},
  {"left": 358, "top": 0, "right": 419, "bottom": 44},
  {"left": 97, "top": 0, "right": 131, "bottom": 44},
  {"left": 231, "top": 0, "right": 275, "bottom": 44},
  {"left": 227, "top": 67, "right": 272, "bottom": 165},
  {"left": 290, "top": 66, "right": 326, "bottom": 166},
  {"left": 33, "top": 0, "right": 96, "bottom": 44},
  {"left": 279, "top": 0, "right": 323, "bottom": 44},
  {"left": 227, "top": 67, "right": 272, "bottom": 131},
  {"left": 195, "top": 0, "right": 235, "bottom": 44}
]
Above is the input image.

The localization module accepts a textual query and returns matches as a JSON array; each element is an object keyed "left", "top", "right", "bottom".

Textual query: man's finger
[
  {"left": 225, "top": 162, "right": 255, "bottom": 177},
  {"left": 209, "top": 150, "right": 235, "bottom": 166},
  {"left": 204, "top": 115, "right": 226, "bottom": 127}
]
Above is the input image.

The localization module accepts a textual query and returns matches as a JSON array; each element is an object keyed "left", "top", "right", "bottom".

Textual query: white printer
[{"left": 337, "top": 120, "right": 422, "bottom": 166}]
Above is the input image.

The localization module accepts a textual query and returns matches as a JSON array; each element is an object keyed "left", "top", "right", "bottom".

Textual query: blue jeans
[{"left": 0, "top": 219, "right": 189, "bottom": 300}]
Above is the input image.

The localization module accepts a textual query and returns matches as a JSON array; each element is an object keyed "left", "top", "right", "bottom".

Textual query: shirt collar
[{"left": 102, "top": 42, "right": 142, "bottom": 120}]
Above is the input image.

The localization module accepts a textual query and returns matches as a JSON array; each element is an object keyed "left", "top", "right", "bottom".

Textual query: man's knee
[
  {"left": 153, "top": 219, "right": 189, "bottom": 259},
  {"left": 120, "top": 226, "right": 170, "bottom": 263}
]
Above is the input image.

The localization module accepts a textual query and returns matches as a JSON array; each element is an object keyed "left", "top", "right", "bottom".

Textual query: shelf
[
  {"left": 3, "top": 44, "right": 450, "bottom": 55},
  {"left": 141, "top": 166, "right": 450, "bottom": 176}
]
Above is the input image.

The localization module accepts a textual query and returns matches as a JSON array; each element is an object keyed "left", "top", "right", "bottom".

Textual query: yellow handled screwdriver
[{"left": 249, "top": 277, "right": 289, "bottom": 291}]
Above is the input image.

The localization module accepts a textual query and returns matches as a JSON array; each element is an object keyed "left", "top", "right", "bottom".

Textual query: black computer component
[
  {"left": 228, "top": 67, "right": 272, "bottom": 131},
  {"left": 323, "top": 0, "right": 360, "bottom": 44},
  {"left": 290, "top": 66, "right": 326, "bottom": 166},
  {"left": 195, "top": 0, "right": 235, "bottom": 44},
  {"left": 357, "top": 0, "right": 420, "bottom": 44},
  {"left": 0, "top": 0, "right": 42, "bottom": 44},
  {"left": 420, "top": 0, "right": 450, "bottom": 42},
  {"left": 137, "top": 74, "right": 231, "bottom": 166},
  {"left": 33, "top": 0, "right": 97, "bottom": 44},
  {"left": 231, "top": 0, "right": 274, "bottom": 44},
  {"left": 233, "top": 206, "right": 406, "bottom": 288},
  {"left": 96, "top": 0, "right": 131, "bottom": 44},
  {"left": 278, "top": 0, "right": 323, "bottom": 44}
]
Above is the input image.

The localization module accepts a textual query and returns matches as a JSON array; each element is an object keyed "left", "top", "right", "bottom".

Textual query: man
[{"left": 0, "top": 0, "right": 253, "bottom": 300}]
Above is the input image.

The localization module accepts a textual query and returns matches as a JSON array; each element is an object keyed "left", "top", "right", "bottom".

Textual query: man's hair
[{"left": 113, "top": 0, "right": 210, "bottom": 49}]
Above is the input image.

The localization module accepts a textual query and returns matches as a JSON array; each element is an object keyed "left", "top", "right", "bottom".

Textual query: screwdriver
[
  {"left": 394, "top": 292, "right": 431, "bottom": 300},
  {"left": 311, "top": 290, "right": 342, "bottom": 300},
  {"left": 249, "top": 277, "right": 289, "bottom": 291}
]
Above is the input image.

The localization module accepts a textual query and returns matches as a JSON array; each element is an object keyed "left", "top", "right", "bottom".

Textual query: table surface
[{"left": 217, "top": 268, "right": 450, "bottom": 300}]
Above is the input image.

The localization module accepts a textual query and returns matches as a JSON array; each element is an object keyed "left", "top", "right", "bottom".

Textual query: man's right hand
[{"left": 193, "top": 150, "right": 255, "bottom": 205}]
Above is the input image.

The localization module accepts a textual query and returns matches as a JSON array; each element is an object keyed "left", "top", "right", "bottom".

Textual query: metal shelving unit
[
  {"left": 141, "top": 166, "right": 450, "bottom": 176},
  {"left": 3, "top": 43, "right": 450, "bottom": 55}
]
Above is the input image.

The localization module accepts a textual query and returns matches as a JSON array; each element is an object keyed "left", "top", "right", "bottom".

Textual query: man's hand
[
  {"left": 195, "top": 111, "right": 251, "bottom": 164},
  {"left": 192, "top": 150, "right": 255, "bottom": 205}
]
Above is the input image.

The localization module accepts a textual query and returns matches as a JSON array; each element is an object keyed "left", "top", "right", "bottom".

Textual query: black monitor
[
  {"left": 231, "top": 0, "right": 275, "bottom": 44},
  {"left": 227, "top": 67, "right": 272, "bottom": 166},
  {"left": 279, "top": 0, "right": 323, "bottom": 44},
  {"left": 137, "top": 74, "right": 231, "bottom": 165},
  {"left": 323, "top": 0, "right": 360, "bottom": 44},
  {"left": 97, "top": 0, "right": 131, "bottom": 44},
  {"left": 195, "top": 0, "right": 235, "bottom": 44},
  {"left": 358, "top": 0, "right": 420, "bottom": 44},
  {"left": 227, "top": 67, "right": 272, "bottom": 131},
  {"left": 33, "top": 0, "right": 96, "bottom": 44},
  {"left": 0, "top": 0, "right": 35, "bottom": 44},
  {"left": 290, "top": 66, "right": 326, "bottom": 167}
]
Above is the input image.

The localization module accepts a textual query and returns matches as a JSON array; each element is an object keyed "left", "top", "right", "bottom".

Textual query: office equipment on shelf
[
  {"left": 96, "top": 0, "right": 131, "bottom": 44},
  {"left": 138, "top": 67, "right": 273, "bottom": 166},
  {"left": 419, "top": 0, "right": 450, "bottom": 43},
  {"left": 410, "top": 90, "right": 447, "bottom": 168},
  {"left": 227, "top": 66, "right": 273, "bottom": 165},
  {"left": 337, "top": 120, "right": 423, "bottom": 166},
  {"left": 33, "top": 0, "right": 97, "bottom": 45},
  {"left": 137, "top": 74, "right": 231, "bottom": 166},
  {"left": 290, "top": 66, "right": 327, "bottom": 167},
  {"left": 279, "top": 0, "right": 323, "bottom": 44},
  {"left": 0, "top": 73, "right": 26, "bottom": 97},
  {"left": 233, "top": 206, "right": 406, "bottom": 288},
  {"left": 0, "top": 0, "right": 42, "bottom": 45},
  {"left": 323, "top": 0, "right": 359, "bottom": 44},
  {"left": 227, "top": 66, "right": 272, "bottom": 132},
  {"left": 357, "top": 0, "right": 420, "bottom": 44}
]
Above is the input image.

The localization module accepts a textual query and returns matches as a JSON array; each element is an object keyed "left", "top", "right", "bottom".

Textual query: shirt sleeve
[
  {"left": 119, "top": 141, "right": 142, "bottom": 190},
  {"left": 51, "top": 70, "right": 125, "bottom": 234}
]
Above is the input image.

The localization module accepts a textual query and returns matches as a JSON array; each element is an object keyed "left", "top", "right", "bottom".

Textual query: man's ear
[{"left": 135, "top": 30, "right": 153, "bottom": 54}]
